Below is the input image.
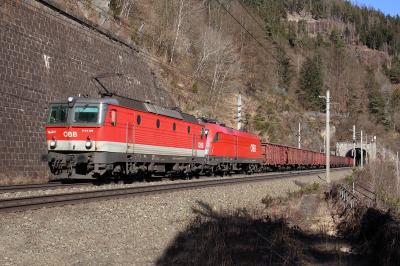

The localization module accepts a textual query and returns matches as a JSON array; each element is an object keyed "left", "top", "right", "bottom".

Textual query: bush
[
  {"left": 301, "top": 182, "right": 320, "bottom": 194},
  {"left": 261, "top": 195, "right": 274, "bottom": 208},
  {"left": 192, "top": 80, "right": 199, "bottom": 94},
  {"left": 289, "top": 182, "right": 320, "bottom": 198},
  {"left": 109, "top": 0, "right": 121, "bottom": 17},
  {"left": 345, "top": 174, "right": 354, "bottom": 186}
]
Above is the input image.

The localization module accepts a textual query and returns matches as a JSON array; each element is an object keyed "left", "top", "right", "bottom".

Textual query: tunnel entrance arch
[{"left": 345, "top": 148, "right": 368, "bottom": 166}]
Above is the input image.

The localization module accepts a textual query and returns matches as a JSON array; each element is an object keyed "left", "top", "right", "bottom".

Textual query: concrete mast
[{"left": 237, "top": 92, "right": 241, "bottom": 130}]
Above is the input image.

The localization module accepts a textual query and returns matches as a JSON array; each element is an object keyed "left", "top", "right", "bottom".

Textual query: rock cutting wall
[{"left": 0, "top": 0, "right": 171, "bottom": 178}]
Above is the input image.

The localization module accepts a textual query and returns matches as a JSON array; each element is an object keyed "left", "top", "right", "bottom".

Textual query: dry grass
[
  {"left": 156, "top": 203, "right": 306, "bottom": 266},
  {"left": 157, "top": 184, "right": 366, "bottom": 266},
  {"left": 353, "top": 160, "right": 400, "bottom": 211},
  {"left": 334, "top": 194, "right": 400, "bottom": 266}
]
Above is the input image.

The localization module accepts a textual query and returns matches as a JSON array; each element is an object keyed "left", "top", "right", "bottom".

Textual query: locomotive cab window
[
  {"left": 48, "top": 106, "right": 68, "bottom": 124},
  {"left": 201, "top": 128, "right": 204, "bottom": 139},
  {"left": 74, "top": 105, "right": 99, "bottom": 123},
  {"left": 205, "top": 129, "right": 209, "bottom": 139},
  {"left": 213, "top": 132, "right": 219, "bottom": 142},
  {"left": 110, "top": 109, "right": 117, "bottom": 126}
]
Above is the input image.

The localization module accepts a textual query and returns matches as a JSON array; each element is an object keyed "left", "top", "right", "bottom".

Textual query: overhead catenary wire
[
  {"left": 71, "top": 0, "right": 215, "bottom": 87},
  {"left": 235, "top": 0, "right": 304, "bottom": 73},
  {"left": 56, "top": 0, "right": 293, "bottom": 96},
  {"left": 213, "top": 0, "right": 300, "bottom": 82},
  {"left": 11, "top": 0, "right": 208, "bottom": 88},
  {"left": 74, "top": 0, "right": 282, "bottom": 96},
  {"left": 0, "top": 23, "right": 196, "bottom": 103},
  {"left": 3, "top": 0, "right": 200, "bottom": 103}
]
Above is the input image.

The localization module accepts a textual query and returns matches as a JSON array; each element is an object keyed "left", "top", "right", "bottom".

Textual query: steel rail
[
  {"left": 0, "top": 168, "right": 349, "bottom": 194},
  {"left": 0, "top": 168, "right": 350, "bottom": 213},
  {"left": 0, "top": 181, "right": 101, "bottom": 193}
]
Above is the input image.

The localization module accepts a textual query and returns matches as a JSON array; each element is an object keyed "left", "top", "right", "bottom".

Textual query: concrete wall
[
  {"left": 337, "top": 142, "right": 377, "bottom": 160},
  {"left": 0, "top": 0, "right": 171, "bottom": 178}
]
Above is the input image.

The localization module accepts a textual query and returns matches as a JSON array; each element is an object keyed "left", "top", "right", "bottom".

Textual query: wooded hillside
[{"left": 75, "top": 0, "right": 400, "bottom": 152}]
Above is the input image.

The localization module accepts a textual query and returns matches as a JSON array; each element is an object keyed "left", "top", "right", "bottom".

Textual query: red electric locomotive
[
  {"left": 203, "top": 120, "right": 263, "bottom": 174},
  {"left": 40, "top": 74, "right": 352, "bottom": 179},
  {"left": 40, "top": 94, "right": 206, "bottom": 179}
]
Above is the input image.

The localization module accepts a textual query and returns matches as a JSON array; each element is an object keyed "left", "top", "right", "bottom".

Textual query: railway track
[
  {"left": 0, "top": 167, "right": 347, "bottom": 194},
  {"left": 0, "top": 168, "right": 350, "bottom": 213},
  {"left": 0, "top": 181, "right": 96, "bottom": 193}
]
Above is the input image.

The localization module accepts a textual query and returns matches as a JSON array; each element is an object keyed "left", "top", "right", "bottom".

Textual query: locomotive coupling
[{"left": 76, "top": 154, "right": 89, "bottom": 163}]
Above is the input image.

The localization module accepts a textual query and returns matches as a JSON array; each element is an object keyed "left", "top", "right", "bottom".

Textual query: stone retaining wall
[{"left": 0, "top": 0, "right": 171, "bottom": 178}]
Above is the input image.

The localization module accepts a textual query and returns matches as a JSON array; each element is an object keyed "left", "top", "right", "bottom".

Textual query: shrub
[
  {"left": 261, "top": 195, "right": 274, "bottom": 208},
  {"left": 289, "top": 182, "right": 320, "bottom": 198},
  {"left": 192, "top": 80, "right": 199, "bottom": 94},
  {"left": 109, "top": 0, "right": 121, "bottom": 17},
  {"left": 345, "top": 174, "right": 354, "bottom": 186}
]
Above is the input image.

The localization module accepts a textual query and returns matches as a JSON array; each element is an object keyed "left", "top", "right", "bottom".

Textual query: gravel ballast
[{"left": 0, "top": 169, "right": 351, "bottom": 265}]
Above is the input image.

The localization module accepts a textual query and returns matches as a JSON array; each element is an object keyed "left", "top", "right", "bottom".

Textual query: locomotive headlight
[
  {"left": 68, "top": 96, "right": 74, "bottom": 103},
  {"left": 50, "top": 136, "right": 57, "bottom": 148},
  {"left": 85, "top": 136, "right": 92, "bottom": 149},
  {"left": 205, "top": 148, "right": 210, "bottom": 155}
]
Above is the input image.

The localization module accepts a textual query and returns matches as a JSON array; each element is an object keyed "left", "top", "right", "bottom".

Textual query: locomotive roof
[
  {"left": 49, "top": 95, "right": 199, "bottom": 124},
  {"left": 49, "top": 97, "right": 119, "bottom": 105},
  {"left": 111, "top": 95, "right": 199, "bottom": 124}
]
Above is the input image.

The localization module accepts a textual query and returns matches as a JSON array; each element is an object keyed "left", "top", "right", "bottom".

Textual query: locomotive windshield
[
  {"left": 48, "top": 106, "right": 68, "bottom": 124},
  {"left": 73, "top": 105, "right": 99, "bottom": 123}
]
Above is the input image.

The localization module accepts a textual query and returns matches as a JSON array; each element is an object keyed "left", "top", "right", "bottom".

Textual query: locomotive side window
[
  {"left": 74, "top": 106, "right": 98, "bottom": 123},
  {"left": 137, "top": 115, "right": 141, "bottom": 125},
  {"left": 201, "top": 128, "right": 204, "bottom": 139},
  {"left": 110, "top": 109, "right": 117, "bottom": 126},
  {"left": 187, "top": 126, "right": 190, "bottom": 133},
  {"left": 157, "top": 119, "right": 160, "bottom": 128},
  {"left": 173, "top": 122, "right": 176, "bottom": 131},
  {"left": 213, "top": 132, "right": 219, "bottom": 142},
  {"left": 205, "top": 129, "right": 209, "bottom": 139},
  {"left": 48, "top": 106, "right": 68, "bottom": 124}
]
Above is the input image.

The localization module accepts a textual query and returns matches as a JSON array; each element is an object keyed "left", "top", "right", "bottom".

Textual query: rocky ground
[{"left": 0, "top": 169, "right": 351, "bottom": 265}]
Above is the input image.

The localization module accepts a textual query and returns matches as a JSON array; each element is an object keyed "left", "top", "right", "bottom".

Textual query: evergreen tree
[
  {"left": 390, "top": 56, "right": 400, "bottom": 84},
  {"left": 276, "top": 46, "right": 293, "bottom": 89},
  {"left": 365, "top": 67, "right": 389, "bottom": 128},
  {"left": 287, "top": 24, "right": 297, "bottom": 48},
  {"left": 299, "top": 57, "right": 324, "bottom": 110}
]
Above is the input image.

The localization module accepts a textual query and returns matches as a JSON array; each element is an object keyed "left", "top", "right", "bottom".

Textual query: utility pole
[
  {"left": 298, "top": 123, "right": 301, "bottom": 148},
  {"left": 353, "top": 125, "right": 356, "bottom": 167},
  {"left": 237, "top": 92, "right": 241, "bottom": 130},
  {"left": 366, "top": 133, "right": 368, "bottom": 165},
  {"left": 319, "top": 90, "right": 330, "bottom": 184},
  {"left": 361, "top": 130, "right": 363, "bottom": 168},
  {"left": 397, "top": 151, "right": 399, "bottom": 196}
]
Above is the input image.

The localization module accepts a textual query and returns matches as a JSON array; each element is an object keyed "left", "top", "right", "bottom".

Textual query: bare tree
[
  {"left": 194, "top": 27, "right": 221, "bottom": 75},
  {"left": 194, "top": 26, "right": 241, "bottom": 113},
  {"left": 169, "top": 0, "right": 204, "bottom": 63}
]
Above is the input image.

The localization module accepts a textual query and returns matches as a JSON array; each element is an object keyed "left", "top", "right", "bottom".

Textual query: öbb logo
[
  {"left": 250, "top": 144, "right": 257, "bottom": 152},
  {"left": 64, "top": 131, "right": 77, "bottom": 137}
]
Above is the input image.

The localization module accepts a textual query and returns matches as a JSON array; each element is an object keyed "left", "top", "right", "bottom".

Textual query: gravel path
[{"left": 0, "top": 169, "right": 351, "bottom": 265}]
